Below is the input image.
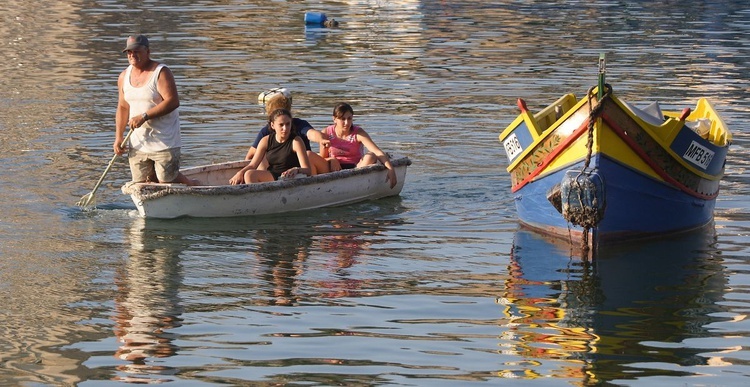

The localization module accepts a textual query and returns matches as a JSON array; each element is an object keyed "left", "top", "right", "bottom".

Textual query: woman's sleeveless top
[
  {"left": 266, "top": 133, "right": 301, "bottom": 178},
  {"left": 324, "top": 125, "right": 363, "bottom": 165}
]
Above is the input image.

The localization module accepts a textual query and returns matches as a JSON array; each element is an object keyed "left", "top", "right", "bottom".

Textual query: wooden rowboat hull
[{"left": 122, "top": 156, "right": 411, "bottom": 219}]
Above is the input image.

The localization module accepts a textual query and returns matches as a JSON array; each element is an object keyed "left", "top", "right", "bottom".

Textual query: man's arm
[{"left": 114, "top": 70, "right": 130, "bottom": 155}]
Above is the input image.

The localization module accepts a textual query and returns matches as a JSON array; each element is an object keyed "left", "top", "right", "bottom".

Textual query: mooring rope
[
  {"left": 572, "top": 84, "right": 612, "bottom": 254},
  {"left": 583, "top": 84, "right": 611, "bottom": 169}
]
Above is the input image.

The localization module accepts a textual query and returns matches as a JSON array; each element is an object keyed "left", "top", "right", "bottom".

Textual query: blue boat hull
[{"left": 515, "top": 154, "right": 716, "bottom": 241}]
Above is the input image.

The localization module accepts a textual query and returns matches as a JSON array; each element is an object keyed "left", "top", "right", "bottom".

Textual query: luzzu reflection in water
[{"left": 497, "top": 225, "right": 728, "bottom": 385}]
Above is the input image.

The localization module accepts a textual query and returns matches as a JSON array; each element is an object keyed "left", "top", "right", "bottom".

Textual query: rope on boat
[{"left": 563, "top": 84, "right": 611, "bottom": 252}]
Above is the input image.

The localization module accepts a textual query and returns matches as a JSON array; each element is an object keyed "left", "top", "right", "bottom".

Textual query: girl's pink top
[{"left": 324, "top": 124, "right": 364, "bottom": 165}]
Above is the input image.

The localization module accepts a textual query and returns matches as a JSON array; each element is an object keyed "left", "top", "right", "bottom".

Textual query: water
[{"left": 1, "top": 0, "right": 749, "bottom": 385}]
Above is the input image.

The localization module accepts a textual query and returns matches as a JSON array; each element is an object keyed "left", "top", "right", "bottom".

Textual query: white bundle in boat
[
  {"left": 686, "top": 118, "right": 712, "bottom": 138},
  {"left": 258, "top": 87, "right": 291, "bottom": 105},
  {"left": 623, "top": 100, "right": 665, "bottom": 126}
]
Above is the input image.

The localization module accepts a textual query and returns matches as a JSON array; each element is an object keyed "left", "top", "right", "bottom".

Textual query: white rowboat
[{"left": 121, "top": 156, "right": 411, "bottom": 219}]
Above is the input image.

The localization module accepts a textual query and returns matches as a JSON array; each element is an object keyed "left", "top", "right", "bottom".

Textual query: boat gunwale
[
  {"left": 122, "top": 156, "right": 412, "bottom": 201},
  {"left": 507, "top": 91, "right": 727, "bottom": 197},
  {"left": 504, "top": 90, "right": 730, "bottom": 177},
  {"left": 501, "top": 94, "right": 590, "bottom": 172},
  {"left": 599, "top": 109, "right": 719, "bottom": 200}
]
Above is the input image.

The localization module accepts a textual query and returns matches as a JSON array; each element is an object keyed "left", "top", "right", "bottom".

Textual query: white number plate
[
  {"left": 503, "top": 133, "right": 524, "bottom": 161},
  {"left": 683, "top": 140, "right": 714, "bottom": 170}
]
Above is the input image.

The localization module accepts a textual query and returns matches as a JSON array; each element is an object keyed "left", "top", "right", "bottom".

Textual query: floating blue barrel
[{"left": 304, "top": 12, "right": 328, "bottom": 25}]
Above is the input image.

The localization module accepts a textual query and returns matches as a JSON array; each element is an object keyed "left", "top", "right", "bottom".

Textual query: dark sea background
[{"left": 0, "top": 1, "right": 749, "bottom": 385}]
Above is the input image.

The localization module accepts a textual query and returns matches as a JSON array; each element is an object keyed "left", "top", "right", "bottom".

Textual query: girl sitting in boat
[
  {"left": 245, "top": 92, "right": 330, "bottom": 175},
  {"left": 229, "top": 109, "right": 311, "bottom": 184},
  {"left": 321, "top": 102, "right": 397, "bottom": 188}
]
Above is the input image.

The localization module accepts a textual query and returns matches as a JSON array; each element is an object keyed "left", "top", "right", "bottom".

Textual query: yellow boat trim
[
  {"left": 608, "top": 96, "right": 724, "bottom": 181},
  {"left": 506, "top": 89, "right": 725, "bottom": 198}
]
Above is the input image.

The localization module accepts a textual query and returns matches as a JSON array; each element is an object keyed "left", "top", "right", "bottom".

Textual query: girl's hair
[
  {"left": 268, "top": 108, "right": 293, "bottom": 125},
  {"left": 265, "top": 94, "right": 293, "bottom": 115},
  {"left": 332, "top": 102, "right": 354, "bottom": 119},
  {"left": 268, "top": 108, "right": 297, "bottom": 135}
]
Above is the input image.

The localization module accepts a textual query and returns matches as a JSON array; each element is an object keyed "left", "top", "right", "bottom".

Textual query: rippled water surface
[{"left": 1, "top": 0, "right": 749, "bottom": 385}]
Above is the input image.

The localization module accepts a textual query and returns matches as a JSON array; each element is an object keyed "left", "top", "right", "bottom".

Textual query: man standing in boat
[{"left": 114, "top": 34, "right": 196, "bottom": 185}]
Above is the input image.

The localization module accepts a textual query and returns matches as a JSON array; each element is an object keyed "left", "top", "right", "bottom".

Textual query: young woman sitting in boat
[
  {"left": 229, "top": 109, "right": 311, "bottom": 184},
  {"left": 321, "top": 102, "right": 397, "bottom": 188},
  {"left": 245, "top": 92, "right": 330, "bottom": 175}
]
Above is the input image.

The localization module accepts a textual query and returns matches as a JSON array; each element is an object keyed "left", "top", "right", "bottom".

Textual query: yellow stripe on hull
[
  {"left": 539, "top": 124, "right": 664, "bottom": 183},
  {"left": 503, "top": 88, "right": 729, "bottom": 193}
]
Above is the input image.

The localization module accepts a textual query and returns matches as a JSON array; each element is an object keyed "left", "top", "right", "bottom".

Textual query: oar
[{"left": 76, "top": 127, "right": 134, "bottom": 210}]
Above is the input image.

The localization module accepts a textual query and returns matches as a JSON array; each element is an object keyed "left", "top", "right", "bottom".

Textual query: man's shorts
[{"left": 128, "top": 148, "right": 181, "bottom": 183}]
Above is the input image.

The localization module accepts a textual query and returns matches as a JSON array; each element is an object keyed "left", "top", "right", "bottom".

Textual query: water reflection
[
  {"left": 250, "top": 204, "right": 406, "bottom": 306},
  {"left": 0, "top": 0, "right": 746, "bottom": 384},
  {"left": 313, "top": 220, "right": 377, "bottom": 299},
  {"left": 251, "top": 220, "right": 376, "bottom": 305},
  {"left": 113, "top": 217, "right": 184, "bottom": 383},
  {"left": 252, "top": 227, "right": 312, "bottom": 306},
  {"left": 498, "top": 225, "right": 727, "bottom": 385},
  {"left": 303, "top": 25, "right": 339, "bottom": 46},
  {"left": 124, "top": 199, "right": 408, "bottom": 311}
]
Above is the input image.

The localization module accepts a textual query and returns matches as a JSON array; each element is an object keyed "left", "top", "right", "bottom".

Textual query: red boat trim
[
  {"left": 511, "top": 111, "right": 718, "bottom": 200},
  {"left": 517, "top": 98, "right": 530, "bottom": 112},
  {"left": 511, "top": 120, "right": 590, "bottom": 193},
  {"left": 601, "top": 114, "right": 717, "bottom": 200}
]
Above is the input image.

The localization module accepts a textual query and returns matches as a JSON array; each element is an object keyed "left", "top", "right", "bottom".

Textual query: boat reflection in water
[
  {"left": 251, "top": 207, "right": 404, "bottom": 306},
  {"left": 497, "top": 224, "right": 728, "bottom": 385},
  {"left": 250, "top": 225, "right": 314, "bottom": 307},
  {"left": 113, "top": 216, "right": 184, "bottom": 384}
]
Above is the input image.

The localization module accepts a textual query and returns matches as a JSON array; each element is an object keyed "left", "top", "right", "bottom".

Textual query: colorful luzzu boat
[{"left": 498, "top": 56, "right": 731, "bottom": 246}]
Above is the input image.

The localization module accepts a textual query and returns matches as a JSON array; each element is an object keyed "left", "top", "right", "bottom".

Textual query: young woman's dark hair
[
  {"left": 332, "top": 102, "right": 354, "bottom": 119},
  {"left": 267, "top": 108, "right": 297, "bottom": 136}
]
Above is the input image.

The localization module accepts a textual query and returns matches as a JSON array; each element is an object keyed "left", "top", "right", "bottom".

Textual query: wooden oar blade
[
  {"left": 76, "top": 127, "right": 134, "bottom": 211},
  {"left": 76, "top": 127, "right": 134, "bottom": 210},
  {"left": 76, "top": 192, "right": 96, "bottom": 210}
]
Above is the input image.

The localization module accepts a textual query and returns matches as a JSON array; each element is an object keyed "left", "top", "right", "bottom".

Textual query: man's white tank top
[{"left": 123, "top": 64, "right": 181, "bottom": 152}]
